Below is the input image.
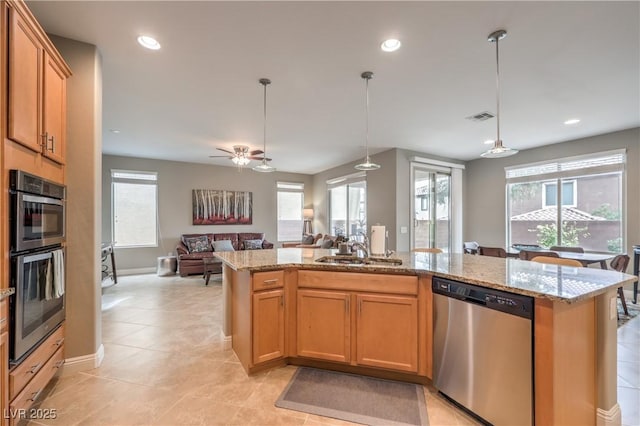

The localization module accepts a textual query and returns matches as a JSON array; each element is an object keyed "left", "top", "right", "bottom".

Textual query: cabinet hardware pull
[
  {"left": 48, "top": 135, "right": 55, "bottom": 152},
  {"left": 263, "top": 279, "right": 278, "bottom": 285},
  {"left": 28, "top": 363, "right": 42, "bottom": 374},
  {"left": 0, "top": 318, "right": 6, "bottom": 324},
  {"left": 40, "top": 132, "right": 49, "bottom": 151},
  {"left": 28, "top": 388, "right": 43, "bottom": 402},
  {"left": 54, "top": 360, "right": 64, "bottom": 368},
  {"left": 54, "top": 338, "right": 65, "bottom": 346}
]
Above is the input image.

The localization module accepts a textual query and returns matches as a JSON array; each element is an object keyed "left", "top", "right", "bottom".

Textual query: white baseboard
[
  {"left": 221, "top": 329, "right": 232, "bottom": 350},
  {"left": 118, "top": 267, "right": 156, "bottom": 276},
  {"left": 60, "top": 344, "right": 104, "bottom": 377},
  {"left": 597, "top": 403, "right": 622, "bottom": 426}
]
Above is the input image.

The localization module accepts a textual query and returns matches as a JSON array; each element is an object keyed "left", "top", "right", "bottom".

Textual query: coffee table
[{"left": 203, "top": 257, "right": 222, "bottom": 285}]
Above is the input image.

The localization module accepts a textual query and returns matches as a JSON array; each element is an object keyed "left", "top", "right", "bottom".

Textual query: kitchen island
[{"left": 214, "top": 248, "right": 637, "bottom": 426}]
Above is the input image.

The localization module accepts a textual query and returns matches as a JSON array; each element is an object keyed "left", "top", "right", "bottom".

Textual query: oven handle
[
  {"left": 23, "top": 251, "right": 54, "bottom": 263},
  {"left": 21, "top": 193, "right": 64, "bottom": 206}
]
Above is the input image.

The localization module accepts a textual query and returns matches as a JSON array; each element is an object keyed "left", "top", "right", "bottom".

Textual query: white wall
[{"left": 102, "top": 155, "right": 313, "bottom": 271}]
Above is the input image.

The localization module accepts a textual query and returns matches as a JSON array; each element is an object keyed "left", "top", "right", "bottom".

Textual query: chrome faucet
[{"left": 352, "top": 232, "right": 370, "bottom": 258}]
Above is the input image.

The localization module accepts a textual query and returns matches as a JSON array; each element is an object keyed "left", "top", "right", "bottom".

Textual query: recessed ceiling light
[
  {"left": 564, "top": 118, "right": 580, "bottom": 125},
  {"left": 137, "top": 35, "right": 161, "bottom": 50},
  {"left": 110, "top": 129, "right": 121, "bottom": 134},
  {"left": 483, "top": 139, "right": 494, "bottom": 145},
  {"left": 381, "top": 39, "right": 401, "bottom": 52}
]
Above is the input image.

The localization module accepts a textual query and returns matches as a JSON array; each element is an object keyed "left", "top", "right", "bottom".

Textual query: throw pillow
[
  {"left": 302, "top": 234, "right": 315, "bottom": 245},
  {"left": 320, "top": 238, "right": 334, "bottom": 249},
  {"left": 184, "top": 236, "right": 211, "bottom": 253},
  {"left": 212, "top": 239, "right": 235, "bottom": 252},
  {"left": 243, "top": 239, "right": 263, "bottom": 250}
]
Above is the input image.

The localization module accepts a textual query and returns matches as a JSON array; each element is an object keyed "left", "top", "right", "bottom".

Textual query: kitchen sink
[{"left": 314, "top": 256, "right": 402, "bottom": 266}]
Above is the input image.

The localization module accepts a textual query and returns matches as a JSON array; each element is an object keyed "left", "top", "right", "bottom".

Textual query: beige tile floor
[
  {"left": 28, "top": 274, "right": 479, "bottom": 426},
  {"left": 27, "top": 274, "right": 640, "bottom": 426}
]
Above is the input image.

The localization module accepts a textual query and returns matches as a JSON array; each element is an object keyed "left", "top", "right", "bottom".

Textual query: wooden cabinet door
[
  {"left": 42, "top": 53, "right": 66, "bottom": 164},
  {"left": 252, "top": 289, "right": 285, "bottom": 365},
  {"left": 8, "top": 8, "right": 42, "bottom": 152},
  {"left": 297, "top": 289, "right": 350, "bottom": 363},
  {"left": 356, "top": 293, "right": 418, "bottom": 372}
]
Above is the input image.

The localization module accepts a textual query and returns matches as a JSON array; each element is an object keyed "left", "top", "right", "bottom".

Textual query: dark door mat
[{"left": 275, "top": 367, "right": 429, "bottom": 425}]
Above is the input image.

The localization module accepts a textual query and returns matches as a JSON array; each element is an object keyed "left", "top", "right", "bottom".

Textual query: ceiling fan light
[{"left": 232, "top": 156, "right": 251, "bottom": 166}]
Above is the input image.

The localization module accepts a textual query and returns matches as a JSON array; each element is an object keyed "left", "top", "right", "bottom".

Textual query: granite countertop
[
  {"left": 0, "top": 288, "right": 15, "bottom": 300},
  {"left": 214, "top": 249, "right": 638, "bottom": 303}
]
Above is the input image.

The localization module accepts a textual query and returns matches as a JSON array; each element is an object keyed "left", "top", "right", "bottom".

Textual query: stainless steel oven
[
  {"left": 10, "top": 170, "right": 66, "bottom": 253},
  {"left": 10, "top": 247, "right": 65, "bottom": 362}
]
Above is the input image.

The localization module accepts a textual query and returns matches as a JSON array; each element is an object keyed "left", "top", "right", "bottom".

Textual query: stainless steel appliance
[
  {"left": 10, "top": 170, "right": 66, "bottom": 253},
  {"left": 432, "top": 277, "right": 533, "bottom": 426},
  {"left": 11, "top": 247, "right": 65, "bottom": 361}
]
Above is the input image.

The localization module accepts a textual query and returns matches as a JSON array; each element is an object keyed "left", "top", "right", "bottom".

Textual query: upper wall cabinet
[{"left": 7, "top": 5, "right": 70, "bottom": 165}]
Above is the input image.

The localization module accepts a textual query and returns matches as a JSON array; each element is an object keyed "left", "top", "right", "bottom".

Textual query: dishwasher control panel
[{"left": 433, "top": 277, "right": 533, "bottom": 319}]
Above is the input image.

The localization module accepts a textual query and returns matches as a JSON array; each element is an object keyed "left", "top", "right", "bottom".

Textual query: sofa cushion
[
  {"left": 184, "top": 235, "right": 211, "bottom": 253},
  {"left": 302, "top": 234, "right": 315, "bottom": 244},
  {"left": 213, "top": 239, "right": 235, "bottom": 252},
  {"left": 213, "top": 233, "right": 240, "bottom": 250},
  {"left": 243, "top": 239, "right": 264, "bottom": 250},
  {"left": 320, "top": 238, "right": 334, "bottom": 249},
  {"left": 238, "top": 233, "right": 265, "bottom": 248}
]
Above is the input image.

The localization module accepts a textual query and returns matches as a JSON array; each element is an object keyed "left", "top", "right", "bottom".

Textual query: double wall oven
[{"left": 9, "top": 170, "right": 66, "bottom": 362}]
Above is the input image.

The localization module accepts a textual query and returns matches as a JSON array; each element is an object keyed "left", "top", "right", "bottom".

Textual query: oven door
[
  {"left": 11, "top": 249, "right": 65, "bottom": 361},
  {"left": 13, "top": 192, "right": 65, "bottom": 252}
]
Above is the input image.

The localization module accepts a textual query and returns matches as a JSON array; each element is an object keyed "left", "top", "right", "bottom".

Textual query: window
[
  {"left": 277, "top": 182, "right": 304, "bottom": 241},
  {"left": 543, "top": 180, "right": 576, "bottom": 207},
  {"left": 506, "top": 150, "right": 625, "bottom": 252},
  {"left": 111, "top": 170, "right": 158, "bottom": 248},
  {"left": 328, "top": 173, "right": 366, "bottom": 238}
]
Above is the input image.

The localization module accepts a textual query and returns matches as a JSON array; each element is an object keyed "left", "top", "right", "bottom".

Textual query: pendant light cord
[
  {"left": 263, "top": 82, "right": 268, "bottom": 164},
  {"left": 495, "top": 36, "right": 501, "bottom": 145},
  {"left": 365, "top": 76, "right": 370, "bottom": 160}
]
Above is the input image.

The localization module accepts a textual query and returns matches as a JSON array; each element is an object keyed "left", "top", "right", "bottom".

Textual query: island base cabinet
[
  {"left": 297, "top": 290, "right": 350, "bottom": 363},
  {"left": 356, "top": 294, "right": 418, "bottom": 373},
  {"left": 252, "top": 289, "right": 285, "bottom": 365}
]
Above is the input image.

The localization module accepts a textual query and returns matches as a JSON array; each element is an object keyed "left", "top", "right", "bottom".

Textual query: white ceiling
[{"left": 28, "top": 1, "right": 639, "bottom": 174}]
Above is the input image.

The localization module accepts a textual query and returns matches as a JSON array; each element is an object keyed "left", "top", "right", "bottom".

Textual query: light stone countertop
[
  {"left": 0, "top": 288, "right": 15, "bottom": 300},
  {"left": 214, "top": 248, "right": 638, "bottom": 304}
]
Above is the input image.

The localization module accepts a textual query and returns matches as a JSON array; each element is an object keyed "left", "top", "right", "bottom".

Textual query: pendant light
[
  {"left": 253, "top": 78, "right": 276, "bottom": 173},
  {"left": 355, "top": 71, "right": 380, "bottom": 171},
  {"left": 481, "top": 30, "right": 518, "bottom": 158}
]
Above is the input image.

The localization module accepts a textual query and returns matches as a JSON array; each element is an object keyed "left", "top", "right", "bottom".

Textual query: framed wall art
[{"left": 192, "top": 189, "right": 252, "bottom": 225}]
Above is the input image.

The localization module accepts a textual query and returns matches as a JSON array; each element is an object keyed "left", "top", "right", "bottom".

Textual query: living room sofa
[{"left": 176, "top": 232, "right": 273, "bottom": 277}]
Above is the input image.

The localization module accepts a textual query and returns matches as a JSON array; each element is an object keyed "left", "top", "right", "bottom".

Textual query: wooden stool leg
[{"left": 618, "top": 287, "right": 629, "bottom": 316}]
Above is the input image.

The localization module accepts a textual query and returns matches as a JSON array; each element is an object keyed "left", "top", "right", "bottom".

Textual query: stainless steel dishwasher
[{"left": 432, "top": 277, "right": 533, "bottom": 426}]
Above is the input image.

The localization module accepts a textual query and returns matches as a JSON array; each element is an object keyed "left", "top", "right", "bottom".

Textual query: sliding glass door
[{"left": 412, "top": 167, "right": 451, "bottom": 251}]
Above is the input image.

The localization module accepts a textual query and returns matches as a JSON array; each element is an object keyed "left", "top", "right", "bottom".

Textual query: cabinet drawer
[
  {"left": 0, "top": 298, "right": 8, "bottom": 333},
  {"left": 10, "top": 346, "right": 64, "bottom": 417},
  {"left": 10, "top": 324, "right": 64, "bottom": 400},
  {"left": 252, "top": 271, "right": 284, "bottom": 291},
  {"left": 298, "top": 271, "right": 418, "bottom": 295}
]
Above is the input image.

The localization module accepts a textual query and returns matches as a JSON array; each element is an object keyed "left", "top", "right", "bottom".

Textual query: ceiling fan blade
[
  {"left": 249, "top": 150, "right": 264, "bottom": 156},
  {"left": 209, "top": 155, "right": 233, "bottom": 158},
  {"left": 216, "top": 148, "right": 235, "bottom": 154},
  {"left": 249, "top": 156, "right": 272, "bottom": 161}
]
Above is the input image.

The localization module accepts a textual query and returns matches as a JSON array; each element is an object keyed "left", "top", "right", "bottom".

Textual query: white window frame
[
  {"left": 327, "top": 172, "right": 367, "bottom": 239},
  {"left": 542, "top": 180, "right": 577, "bottom": 208},
  {"left": 111, "top": 169, "right": 158, "bottom": 248},
  {"left": 277, "top": 181, "right": 304, "bottom": 242}
]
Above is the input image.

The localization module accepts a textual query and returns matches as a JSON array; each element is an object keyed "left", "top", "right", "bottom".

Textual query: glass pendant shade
[{"left": 253, "top": 160, "right": 276, "bottom": 173}]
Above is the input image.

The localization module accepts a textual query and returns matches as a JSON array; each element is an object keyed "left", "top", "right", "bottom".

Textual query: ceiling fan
[{"left": 209, "top": 145, "right": 271, "bottom": 166}]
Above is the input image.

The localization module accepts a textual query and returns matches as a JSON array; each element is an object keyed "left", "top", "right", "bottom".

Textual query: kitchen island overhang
[{"left": 215, "top": 248, "right": 637, "bottom": 426}]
